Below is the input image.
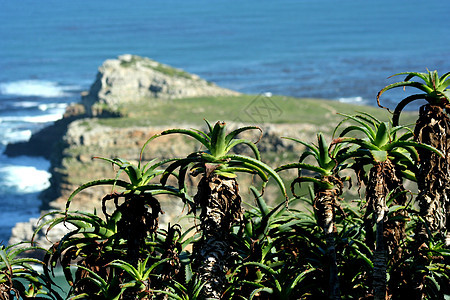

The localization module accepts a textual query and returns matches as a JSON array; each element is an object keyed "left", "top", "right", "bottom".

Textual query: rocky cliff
[
  {"left": 8, "top": 117, "right": 312, "bottom": 249},
  {"left": 6, "top": 55, "right": 312, "bottom": 249},
  {"left": 82, "top": 54, "right": 239, "bottom": 116},
  {"left": 5, "top": 54, "right": 239, "bottom": 158}
]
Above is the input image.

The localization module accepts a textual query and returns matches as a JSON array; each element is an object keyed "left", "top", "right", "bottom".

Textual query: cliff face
[
  {"left": 82, "top": 54, "right": 239, "bottom": 116},
  {"left": 43, "top": 119, "right": 309, "bottom": 213},
  {"left": 9, "top": 118, "right": 311, "bottom": 249}
]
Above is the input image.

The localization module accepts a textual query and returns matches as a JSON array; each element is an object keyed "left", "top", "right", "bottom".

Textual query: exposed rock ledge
[{"left": 82, "top": 54, "right": 239, "bottom": 116}]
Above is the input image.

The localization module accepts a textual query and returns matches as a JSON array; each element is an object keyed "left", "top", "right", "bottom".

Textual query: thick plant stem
[
  {"left": 415, "top": 104, "right": 450, "bottom": 241},
  {"left": 326, "top": 233, "right": 340, "bottom": 300},
  {"left": 193, "top": 174, "right": 242, "bottom": 299},
  {"left": 117, "top": 194, "right": 161, "bottom": 265},
  {"left": 412, "top": 104, "right": 450, "bottom": 298},
  {"left": 366, "top": 161, "right": 406, "bottom": 300},
  {"left": 373, "top": 221, "right": 387, "bottom": 300},
  {"left": 366, "top": 163, "right": 388, "bottom": 300},
  {"left": 314, "top": 176, "right": 343, "bottom": 300},
  {"left": 117, "top": 194, "right": 162, "bottom": 299}
]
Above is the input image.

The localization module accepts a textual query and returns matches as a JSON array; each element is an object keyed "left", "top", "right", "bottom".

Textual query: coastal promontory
[
  {"left": 81, "top": 54, "right": 240, "bottom": 116},
  {"left": 6, "top": 54, "right": 397, "bottom": 248}
]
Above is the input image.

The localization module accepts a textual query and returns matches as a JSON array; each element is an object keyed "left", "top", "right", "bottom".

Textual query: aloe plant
[
  {"left": 232, "top": 261, "right": 316, "bottom": 300},
  {"left": 35, "top": 210, "right": 124, "bottom": 297},
  {"left": 332, "top": 113, "right": 442, "bottom": 300},
  {"left": 65, "top": 156, "right": 183, "bottom": 214},
  {"left": 144, "top": 120, "right": 287, "bottom": 299},
  {"left": 68, "top": 265, "right": 125, "bottom": 300},
  {"left": 35, "top": 145, "right": 187, "bottom": 298},
  {"left": 276, "top": 133, "right": 350, "bottom": 300},
  {"left": 225, "top": 185, "right": 331, "bottom": 299},
  {"left": 377, "top": 70, "right": 450, "bottom": 241},
  {"left": 377, "top": 70, "right": 450, "bottom": 127},
  {"left": 377, "top": 71, "right": 450, "bottom": 298},
  {"left": 0, "top": 243, "right": 62, "bottom": 300},
  {"left": 106, "top": 255, "right": 173, "bottom": 298},
  {"left": 336, "top": 199, "right": 373, "bottom": 298},
  {"left": 236, "top": 186, "right": 292, "bottom": 256},
  {"left": 387, "top": 215, "right": 450, "bottom": 299},
  {"left": 147, "top": 263, "right": 206, "bottom": 300},
  {"left": 67, "top": 156, "right": 184, "bottom": 261}
]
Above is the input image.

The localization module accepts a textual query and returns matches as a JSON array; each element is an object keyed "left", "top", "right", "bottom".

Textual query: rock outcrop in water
[
  {"left": 82, "top": 54, "right": 239, "bottom": 116},
  {"left": 5, "top": 54, "right": 239, "bottom": 158}
]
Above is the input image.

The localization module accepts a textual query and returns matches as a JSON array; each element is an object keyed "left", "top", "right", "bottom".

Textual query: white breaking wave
[
  {"left": 0, "top": 80, "right": 79, "bottom": 98},
  {"left": 38, "top": 103, "right": 67, "bottom": 112},
  {"left": 337, "top": 96, "right": 367, "bottom": 104},
  {"left": 0, "top": 113, "right": 63, "bottom": 123},
  {"left": 0, "top": 164, "right": 50, "bottom": 194},
  {"left": 1, "top": 129, "right": 32, "bottom": 144},
  {"left": 10, "top": 101, "right": 67, "bottom": 111},
  {"left": 12, "top": 101, "right": 41, "bottom": 108}
]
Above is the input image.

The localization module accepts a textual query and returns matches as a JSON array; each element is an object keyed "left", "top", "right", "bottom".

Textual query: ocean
[{"left": 0, "top": 0, "right": 449, "bottom": 243}]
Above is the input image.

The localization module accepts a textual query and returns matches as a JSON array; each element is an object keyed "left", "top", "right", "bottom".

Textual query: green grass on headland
[
  {"left": 95, "top": 94, "right": 417, "bottom": 130},
  {"left": 63, "top": 94, "right": 418, "bottom": 192}
]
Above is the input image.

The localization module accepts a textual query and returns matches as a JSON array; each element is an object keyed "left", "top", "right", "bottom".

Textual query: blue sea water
[{"left": 0, "top": 0, "right": 450, "bottom": 243}]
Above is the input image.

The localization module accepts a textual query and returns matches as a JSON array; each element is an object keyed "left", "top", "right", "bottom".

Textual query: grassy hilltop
[{"left": 95, "top": 94, "right": 417, "bottom": 129}]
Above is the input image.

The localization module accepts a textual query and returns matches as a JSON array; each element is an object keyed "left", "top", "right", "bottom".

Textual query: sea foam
[
  {"left": 0, "top": 80, "right": 79, "bottom": 98},
  {"left": 0, "top": 114, "right": 64, "bottom": 123},
  {"left": 337, "top": 96, "right": 367, "bottom": 104},
  {"left": 0, "top": 162, "right": 50, "bottom": 194},
  {"left": 1, "top": 129, "right": 32, "bottom": 144}
]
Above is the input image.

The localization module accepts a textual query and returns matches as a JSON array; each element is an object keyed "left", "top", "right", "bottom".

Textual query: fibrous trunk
[
  {"left": 412, "top": 104, "right": 450, "bottom": 299},
  {"left": 72, "top": 193, "right": 162, "bottom": 298},
  {"left": 414, "top": 104, "right": 450, "bottom": 244},
  {"left": 365, "top": 161, "right": 407, "bottom": 300},
  {"left": 118, "top": 193, "right": 163, "bottom": 299},
  {"left": 193, "top": 174, "right": 242, "bottom": 299},
  {"left": 117, "top": 193, "right": 162, "bottom": 265},
  {"left": 314, "top": 176, "right": 342, "bottom": 300}
]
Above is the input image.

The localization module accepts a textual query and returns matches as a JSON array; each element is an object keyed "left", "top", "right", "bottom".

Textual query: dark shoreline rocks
[{"left": 4, "top": 111, "right": 82, "bottom": 160}]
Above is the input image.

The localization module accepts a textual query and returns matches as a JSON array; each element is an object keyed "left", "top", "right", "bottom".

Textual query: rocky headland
[
  {"left": 81, "top": 54, "right": 240, "bottom": 117},
  {"left": 5, "top": 54, "right": 394, "bottom": 249},
  {"left": 5, "top": 55, "right": 309, "bottom": 248}
]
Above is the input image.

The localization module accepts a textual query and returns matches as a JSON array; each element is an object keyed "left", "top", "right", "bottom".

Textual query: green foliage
[
  {"left": 35, "top": 210, "right": 122, "bottom": 290},
  {"left": 0, "top": 243, "right": 62, "bottom": 299},
  {"left": 65, "top": 156, "right": 184, "bottom": 213},
  {"left": 332, "top": 113, "right": 442, "bottom": 180},
  {"left": 149, "top": 269, "right": 206, "bottom": 300},
  {"left": 276, "top": 132, "right": 349, "bottom": 191},
  {"left": 226, "top": 189, "right": 321, "bottom": 299},
  {"left": 8, "top": 77, "right": 450, "bottom": 299},
  {"left": 377, "top": 70, "right": 450, "bottom": 125},
  {"left": 33, "top": 143, "right": 191, "bottom": 299},
  {"left": 120, "top": 55, "right": 192, "bottom": 79},
  {"left": 233, "top": 262, "right": 316, "bottom": 300},
  {"left": 143, "top": 119, "right": 287, "bottom": 199}
]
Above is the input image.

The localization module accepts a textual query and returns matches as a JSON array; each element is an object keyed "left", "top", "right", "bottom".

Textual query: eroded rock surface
[{"left": 82, "top": 54, "right": 239, "bottom": 116}]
